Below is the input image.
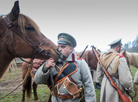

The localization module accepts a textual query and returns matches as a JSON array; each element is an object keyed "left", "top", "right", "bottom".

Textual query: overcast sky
[{"left": 1, "top": 0, "right": 138, "bottom": 52}]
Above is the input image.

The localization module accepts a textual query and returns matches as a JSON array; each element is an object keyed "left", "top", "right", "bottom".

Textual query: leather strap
[
  {"left": 54, "top": 62, "right": 70, "bottom": 82},
  {"left": 51, "top": 92, "right": 73, "bottom": 100},
  {"left": 68, "top": 76, "right": 79, "bottom": 88},
  {"left": 60, "top": 94, "right": 73, "bottom": 100}
]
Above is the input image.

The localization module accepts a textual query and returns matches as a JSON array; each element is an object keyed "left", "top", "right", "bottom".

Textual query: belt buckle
[{"left": 79, "top": 87, "right": 82, "bottom": 92}]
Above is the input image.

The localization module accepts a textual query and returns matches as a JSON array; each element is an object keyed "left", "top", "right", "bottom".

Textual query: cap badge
[{"left": 60, "top": 38, "right": 64, "bottom": 40}]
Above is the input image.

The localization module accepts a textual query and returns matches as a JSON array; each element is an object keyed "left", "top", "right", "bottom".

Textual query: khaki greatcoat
[{"left": 97, "top": 49, "right": 133, "bottom": 102}]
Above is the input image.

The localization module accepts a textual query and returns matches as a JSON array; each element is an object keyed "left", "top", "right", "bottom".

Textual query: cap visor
[{"left": 57, "top": 41, "right": 68, "bottom": 45}]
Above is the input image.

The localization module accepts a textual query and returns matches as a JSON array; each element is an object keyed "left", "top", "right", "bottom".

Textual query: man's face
[
  {"left": 58, "top": 44, "right": 73, "bottom": 58},
  {"left": 117, "top": 45, "right": 122, "bottom": 53}
]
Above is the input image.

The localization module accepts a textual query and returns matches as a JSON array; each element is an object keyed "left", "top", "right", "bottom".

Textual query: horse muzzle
[{"left": 56, "top": 49, "right": 66, "bottom": 62}]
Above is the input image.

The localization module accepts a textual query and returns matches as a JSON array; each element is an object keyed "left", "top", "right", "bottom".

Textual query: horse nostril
[{"left": 56, "top": 49, "right": 61, "bottom": 55}]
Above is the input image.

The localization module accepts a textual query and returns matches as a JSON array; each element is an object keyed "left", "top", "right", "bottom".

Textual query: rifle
[
  {"left": 79, "top": 45, "right": 88, "bottom": 102},
  {"left": 79, "top": 45, "right": 88, "bottom": 58},
  {"left": 92, "top": 46, "right": 132, "bottom": 102}
]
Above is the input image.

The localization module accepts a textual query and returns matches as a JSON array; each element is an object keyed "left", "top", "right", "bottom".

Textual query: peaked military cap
[
  {"left": 57, "top": 33, "right": 77, "bottom": 48},
  {"left": 108, "top": 38, "right": 122, "bottom": 47}
]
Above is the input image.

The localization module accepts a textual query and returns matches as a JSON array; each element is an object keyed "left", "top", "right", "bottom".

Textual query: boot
[{"left": 95, "top": 83, "right": 101, "bottom": 89}]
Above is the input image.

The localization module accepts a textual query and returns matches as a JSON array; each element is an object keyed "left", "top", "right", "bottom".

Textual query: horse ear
[
  {"left": 8, "top": 1, "right": 20, "bottom": 21},
  {"left": 122, "top": 50, "right": 126, "bottom": 56}
]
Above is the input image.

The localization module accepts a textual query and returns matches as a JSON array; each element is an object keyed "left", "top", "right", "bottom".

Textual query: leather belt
[
  {"left": 51, "top": 92, "right": 74, "bottom": 100},
  {"left": 60, "top": 94, "right": 73, "bottom": 100},
  {"left": 111, "top": 76, "right": 119, "bottom": 79}
]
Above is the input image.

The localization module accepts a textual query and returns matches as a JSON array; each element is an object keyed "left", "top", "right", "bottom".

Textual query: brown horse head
[{"left": 0, "top": 1, "right": 60, "bottom": 79}]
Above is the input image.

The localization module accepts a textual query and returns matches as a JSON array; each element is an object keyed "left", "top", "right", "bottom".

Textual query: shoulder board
[
  {"left": 117, "top": 54, "right": 124, "bottom": 57},
  {"left": 77, "top": 58, "right": 82, "bottom": 60}
]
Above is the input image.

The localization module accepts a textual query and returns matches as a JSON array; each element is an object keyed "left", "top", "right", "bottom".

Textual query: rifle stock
[{"left": 92, "top": 46, "right": 131, "bottom": 102}]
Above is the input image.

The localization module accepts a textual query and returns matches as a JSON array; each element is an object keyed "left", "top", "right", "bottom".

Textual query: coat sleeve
[
  {"left": 34, "top": 63, "right": 50, "bottom": 84},
  {"left": 96, "top": 62, "right": 104, "bottom": 82},
  {"left": 134, "top": 70, "right": 138, "bottom": 84},
  {"left": 79, "top": 59, "right": 96, "bottom": 102},
  {"left": 118, "top": 57, "right": 133, "bottom": 93}
]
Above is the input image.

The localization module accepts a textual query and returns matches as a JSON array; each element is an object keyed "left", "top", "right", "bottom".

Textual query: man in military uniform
[
  {"left": 34, "top": 33, "right": 96, "bottom": 102},
  {"left": 97, "top": 38, "right": 133, "bottom": 102}
]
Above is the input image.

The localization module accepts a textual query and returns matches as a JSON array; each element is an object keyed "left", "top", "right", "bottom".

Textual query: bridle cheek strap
[{"left": 2, "top": 15, "right": 49, "bottom": 63}]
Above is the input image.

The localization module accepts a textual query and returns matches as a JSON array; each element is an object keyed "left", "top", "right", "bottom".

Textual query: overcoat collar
[{"left": 66, "top": 49, "right": 77, "bottom": 62}]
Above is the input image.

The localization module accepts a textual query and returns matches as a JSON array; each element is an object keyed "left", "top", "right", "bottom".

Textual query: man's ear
[
  {"left": 116, "top": 45, "right": 120, "bottom": 49},
  {"left": 70, "top": 47, "right": 74, "bottom": 52},
  {"left": 114, "top": 45, "right": 119, "bottom": 51}
]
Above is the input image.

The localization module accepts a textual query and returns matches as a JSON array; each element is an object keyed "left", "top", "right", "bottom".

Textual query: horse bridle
[
  {"left": 2, "top": 14, "right": 63, "bottom": 102},
  {"left": 2, "top": 15, "right": 61, "bottom": 64}
]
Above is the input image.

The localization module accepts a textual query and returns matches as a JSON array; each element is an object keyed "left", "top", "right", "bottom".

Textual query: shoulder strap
[
  {"left": 54, "top": 62, "right": 70, "bottom": 82},
  {"left": 117, "top": 54, "right": 124, "bottom": 57},
  {"left": 77, "top": 58, "right": 82, "bottom": 60},
  {"left": 68, "top": 76, "right": 79, "bottom": 88}
]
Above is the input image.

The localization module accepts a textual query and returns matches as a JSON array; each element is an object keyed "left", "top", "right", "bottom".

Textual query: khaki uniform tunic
[{"left": 97, "top": 49, "right": 133, "bottom": 102}]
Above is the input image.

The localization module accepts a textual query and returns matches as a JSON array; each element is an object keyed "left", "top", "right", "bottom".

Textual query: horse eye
[{"left": 25, "top": 26, "right": 35, "bottom": 31}]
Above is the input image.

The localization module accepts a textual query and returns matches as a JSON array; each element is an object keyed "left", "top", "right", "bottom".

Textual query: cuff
[{"left": 42, "top": 64, "right": 49, "bottom": 73}]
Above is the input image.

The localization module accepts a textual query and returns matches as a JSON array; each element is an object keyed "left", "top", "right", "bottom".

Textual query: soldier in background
[{"left": 97, "top": 38, "right": 133, "bottom": 102}]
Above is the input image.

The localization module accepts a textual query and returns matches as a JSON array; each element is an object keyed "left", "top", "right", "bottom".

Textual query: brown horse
[
  {"left": 0, "top": 1, "right": 60, "bottom": 79},
  {"left": 76, "top": 50, "right": 98, "bottom": 70},
  {"left": 22, "top": 58, "right": 45, "bottom": 102},
  {"left": 122, "top": 50, "right": 138, "bottom": 97},
  {"left": 122, "top": 50, "right": 138, "bottom": 68}
]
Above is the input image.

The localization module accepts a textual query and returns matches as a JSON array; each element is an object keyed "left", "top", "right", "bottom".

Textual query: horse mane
[
  {"left": 18, "top": 14, "right": 40, "bottom": 35},
  {"left": 83, "top": 50, "right": 91, "bottom": 65},
  {"left": 126, "top": 51, "right": 138, "bottom": 68}
]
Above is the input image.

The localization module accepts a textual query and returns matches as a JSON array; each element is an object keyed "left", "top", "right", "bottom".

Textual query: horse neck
[
  {"left": 83, "top": 51, "right": 97, "bottom": 70},
  {"left": 0, "top": 52, "right": 14, "bottom": 79},
  {"left": 127, "top": 53, "right": 138, "bottom": 68}
]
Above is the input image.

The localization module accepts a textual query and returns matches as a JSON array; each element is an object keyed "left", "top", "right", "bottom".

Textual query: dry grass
[{"left": 0, "top": 64, "right": 138, "bottom": 102}]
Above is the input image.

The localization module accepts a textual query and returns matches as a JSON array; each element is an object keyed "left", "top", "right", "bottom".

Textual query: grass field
[{"left": 0, "top": 65, "right": 138, "bottom": 102}]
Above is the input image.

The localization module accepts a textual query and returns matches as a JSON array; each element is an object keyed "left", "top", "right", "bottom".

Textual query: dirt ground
[
  {"left": 0, "top": 63, "right": 50, "bottom": 102},
  {"left": 0, "top": 64, "right": 23, "bottom": 96}
]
